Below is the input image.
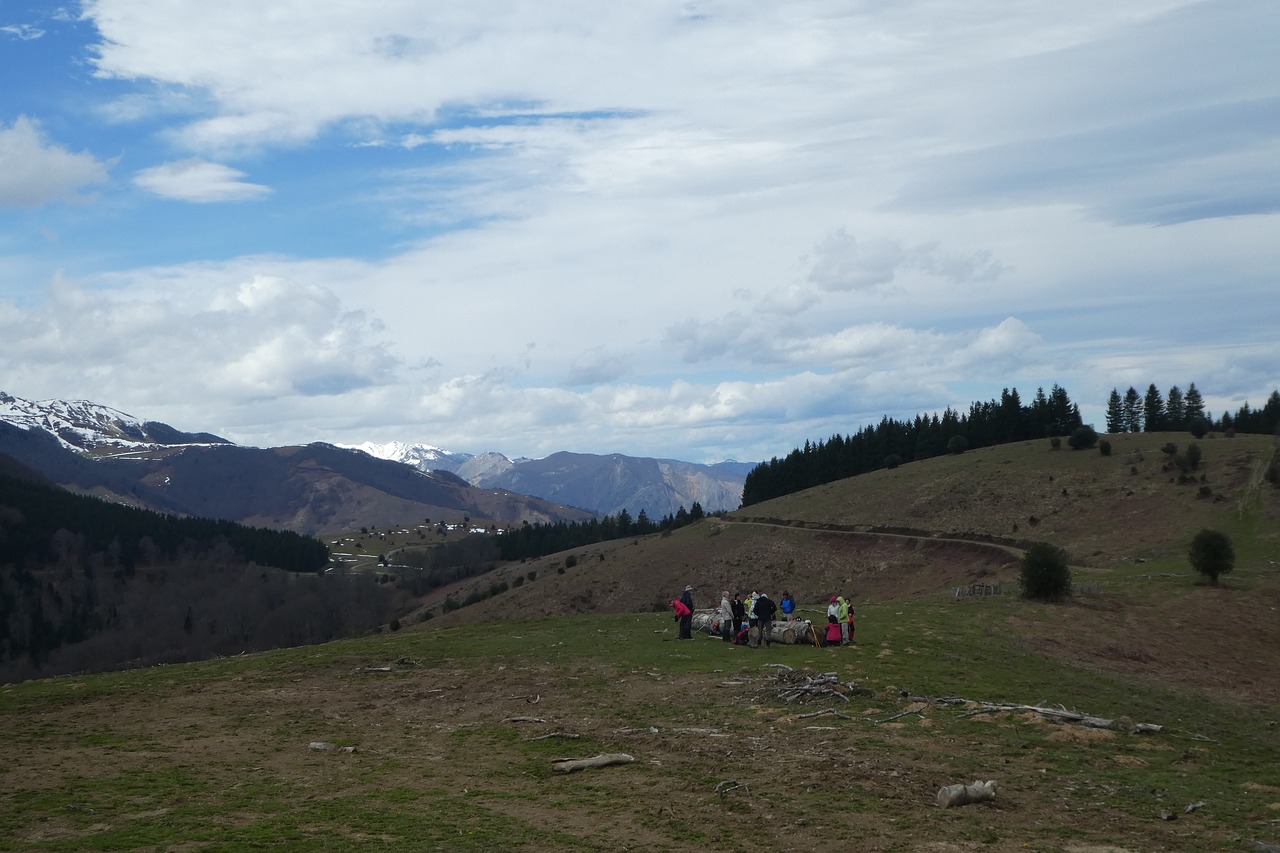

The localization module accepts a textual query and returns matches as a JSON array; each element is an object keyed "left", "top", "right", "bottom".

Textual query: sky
[{"left": 1, "top": 1, "right": 1277, "bottom": 464}]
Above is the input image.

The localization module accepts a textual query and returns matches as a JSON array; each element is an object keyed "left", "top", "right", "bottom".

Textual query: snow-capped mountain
[
  {"left": 0, "top": 390, "right": 229, "bottom": 452},
  {"left": 1, "top": 389, "right": 752, "bottom": 520},
  {"left": 343, "top": 440, "right": 474, "bottom": 474}
]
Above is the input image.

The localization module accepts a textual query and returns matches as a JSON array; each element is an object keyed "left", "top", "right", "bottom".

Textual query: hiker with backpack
[{"left": 753, "top": 592, "right": 778, "bottom": 647}]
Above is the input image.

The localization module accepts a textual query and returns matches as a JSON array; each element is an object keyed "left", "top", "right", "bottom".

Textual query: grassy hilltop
[{"left": 2, "top": 432, "right": 1279, "bottom": 851}]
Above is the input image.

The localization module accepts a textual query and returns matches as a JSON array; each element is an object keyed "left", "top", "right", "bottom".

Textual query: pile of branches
[{"left": 761, "top": 664, "right": 874, "bottom": 705}]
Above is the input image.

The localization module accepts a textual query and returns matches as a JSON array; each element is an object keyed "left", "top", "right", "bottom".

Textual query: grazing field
[
  {"left": 3, "top": 593, "right": 1279, "bottom": 852},
  {"left": 5, "top": 431, "right": 1278, "bottom": 851}
]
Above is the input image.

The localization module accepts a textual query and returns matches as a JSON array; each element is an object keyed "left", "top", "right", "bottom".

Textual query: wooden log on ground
[
  {"left": 551, "top": 753, "right": 635, "bottom": 773},
  {"left": 937, "top": 779, "right": 998, "bottom": 808},
  {"left": 765, "top": 619, "right": 814, "bottom": 645}
]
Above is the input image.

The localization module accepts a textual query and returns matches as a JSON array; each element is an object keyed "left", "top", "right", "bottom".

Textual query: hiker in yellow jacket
[{"left": 836, "top": 595, "right": 850, "bottom": 645}]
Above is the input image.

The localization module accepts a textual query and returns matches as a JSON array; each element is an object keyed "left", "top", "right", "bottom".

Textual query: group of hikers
[{"left": 668, "top": 587, "right": 856, "bottom": 647}]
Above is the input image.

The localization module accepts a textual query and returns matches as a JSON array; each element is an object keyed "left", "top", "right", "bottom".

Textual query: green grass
[{"left": 3, "top": 604, "right": 1278, "bottom": 851}]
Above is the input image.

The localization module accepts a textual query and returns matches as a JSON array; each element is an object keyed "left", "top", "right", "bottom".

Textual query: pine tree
[
  {"left": 1122, "top": 386, "right": 1143, "bottom": 433},
  {"left": 1184, "top": 383, "right": 1206, "bottom": 421},
  {"left": 1143, "top": 384, "right": 1165, "bottom": 432},
  {"left": 1165, "top": 385, "right": 1186, "bottom": 430},
  {"left": 1105, "top": 388, "right": 1125, "bottom": 434}
]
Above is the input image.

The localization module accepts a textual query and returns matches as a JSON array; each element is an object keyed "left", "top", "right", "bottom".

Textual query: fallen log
[
  {"left": 957, "top": 702, "right": 1162, "bottom": 733},
  {"left": 937, "top": 779, "right": 997, "bottom": 808},
  {"left": 690, "top": 612, "right": 816, "bottom": 644},
  {"left": 551, "top": 753, "right": 635, "bottom": 773}
]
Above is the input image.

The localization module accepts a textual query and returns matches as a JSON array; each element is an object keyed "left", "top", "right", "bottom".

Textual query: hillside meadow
[{"left": 3, "top": 430, "right": 1279, "bottom": 851}]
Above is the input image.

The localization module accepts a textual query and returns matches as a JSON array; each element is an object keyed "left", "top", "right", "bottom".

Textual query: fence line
[{"left": 952, "top": 581, "right": 1103, "bottom": 600}]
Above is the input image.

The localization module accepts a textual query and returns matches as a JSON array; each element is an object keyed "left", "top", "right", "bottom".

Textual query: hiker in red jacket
[{"left": 670, "top": 597, "right": 692, "bottom": 640}]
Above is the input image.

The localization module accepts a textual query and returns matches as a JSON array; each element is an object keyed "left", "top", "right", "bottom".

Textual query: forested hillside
[
  {"left": 0, "top": 470, "right": 396, "bottom": 683},
  {"left": 743, "top": 385, "right": 1082, "bottom": 505},
  {"left": 743, "top": 384, "right": 1280, "bottom": 507}
]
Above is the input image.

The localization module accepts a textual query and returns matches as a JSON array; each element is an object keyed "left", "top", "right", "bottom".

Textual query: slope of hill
[
  {"left": 3, "top": 432, "right": 1280, "bottom": 850},
  {"left": 426, "top": 431, "right": 1280, "bottom": 704}
]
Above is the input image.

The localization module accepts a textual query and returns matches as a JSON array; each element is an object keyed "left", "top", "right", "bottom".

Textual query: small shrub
[
  {"left": 1162, "top": 442, "right": 1178, "bottom": 456},
  {"left": 1098, "top": 439, "right": 1111, "bottom": 456},
  {"left": 557, "top": 566, "right": 566, "bottom": 575},
  {"left": 1021, "top": 542, "right": 1072, "bottom": 601},
  {"left": 512, "top": 576, "right": 524, "bottom": 587},
  {"left": 1189, "top": 417, "right": 1211, "bottom": 438},
  {"left": 1186, "top": 443, "right": 1202, "bottom": 469},
  {"left": 947, "top": 435, "right": 969, "bottom": 455},
  {"left": 389, "top": 618, "right": 401, "bottom": 632},
  {"left": 884, "top": 453, "right": 902, "bottom": 469},
  {"left": 565, "top": 554, "right": 579, "bottom": 568},
  {"left": 1188, "top": 528, "right": 1234, "bottom": 585},
  {"left": 526, "top": 570, "right": 537, "bottom": 581},
  {"left": 1067, "top": 425, "right": 1098, "bottom": 450},
  {"left": 1050, "top": 437, "right": 1062, "bottom": 450},
  {"left": 1197, "top": 485, "right": 1212, "bottom": 498}
]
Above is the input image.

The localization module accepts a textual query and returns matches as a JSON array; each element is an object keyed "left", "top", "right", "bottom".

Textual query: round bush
[
  {"left": 1188, "top": 528, "right": 1234, "bottom": 585},
  {"left": 1021, "top": 542, "right": 1072, "bottom": 601},
  {"left": 1067, "top": 425, "right": 1098, "bottom": 450}
]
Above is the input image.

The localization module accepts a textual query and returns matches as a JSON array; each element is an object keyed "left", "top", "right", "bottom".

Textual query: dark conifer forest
[{"left": 0, "top": 471, "right": 399, "bottom": 683}]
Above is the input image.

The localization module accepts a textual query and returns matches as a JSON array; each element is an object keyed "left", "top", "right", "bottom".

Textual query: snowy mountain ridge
[
  {"left": 0, "top": 390, "right": 229, "bottom": 452},
  {"left": 1, "top": 390, "right": 751, "bottom": 516},
  {"left": 341, "top": 440, "right": 474, "bottom": 473}
]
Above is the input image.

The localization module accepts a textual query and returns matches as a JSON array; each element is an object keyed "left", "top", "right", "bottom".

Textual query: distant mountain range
[
  {"left": 0, "top": 392, "right": 591, "bottom": 534},
  {"left": 347, "top": 443, "right": 750, "bottom": 518},
  {"left": 0, "top": 391, "right": 751, "bottom": 533}
]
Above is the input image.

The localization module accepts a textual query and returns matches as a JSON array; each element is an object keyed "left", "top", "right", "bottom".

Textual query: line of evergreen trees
[
  {"left": 742, "top": 385, "right": 1082, "bottom": 507},
  {"left": 1105, "top": 383, "right": 1280, "bottom": 436},
  {"left": 497, "top": 502, "right": 707, "bottom": 562}
]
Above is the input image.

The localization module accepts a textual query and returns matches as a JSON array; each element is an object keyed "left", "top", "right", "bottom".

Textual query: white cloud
[
  {"left": 0, "top": 117, "right": 109, "bottom": 206},
  {"left": 3, "top": 0, "right": 1275, "bottom": 465},
  {"left": 133, "top": 159, "right": 270, "bottom": 202},
  {"left": 1, "top": 24, "right": 45, "bottom": 40},
  {"left": 0, "top": 272, "right": 398, "bottom": 427}
]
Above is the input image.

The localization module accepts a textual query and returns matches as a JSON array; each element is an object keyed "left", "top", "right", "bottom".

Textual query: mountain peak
[{"left": 0, "top": 390, "right": 230, "bottom": 452}]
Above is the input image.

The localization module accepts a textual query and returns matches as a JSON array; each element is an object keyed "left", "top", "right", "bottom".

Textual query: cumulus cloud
[
  {"left": 133, "top": 159, "right": 270, "bottom": 202},
  {"left": 0, "top": 273, "right": 399, "bottom": 426},
  {"left": 6, "top": 1, "right": 1275, "bottom": 464},
  {"left": 805, "top": 230, "right": 1007, "bottom": 293},
  {"left": 0, "top": 117, "right": 109, "bottom": 206}
]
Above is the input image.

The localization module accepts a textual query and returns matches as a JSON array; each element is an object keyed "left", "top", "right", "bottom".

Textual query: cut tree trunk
[
  {"left": 937, "top": 779, "right": 998, "bottom": 808},
  {"left": 551, "top": 753, "right": 635, "bottom": 773}
]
